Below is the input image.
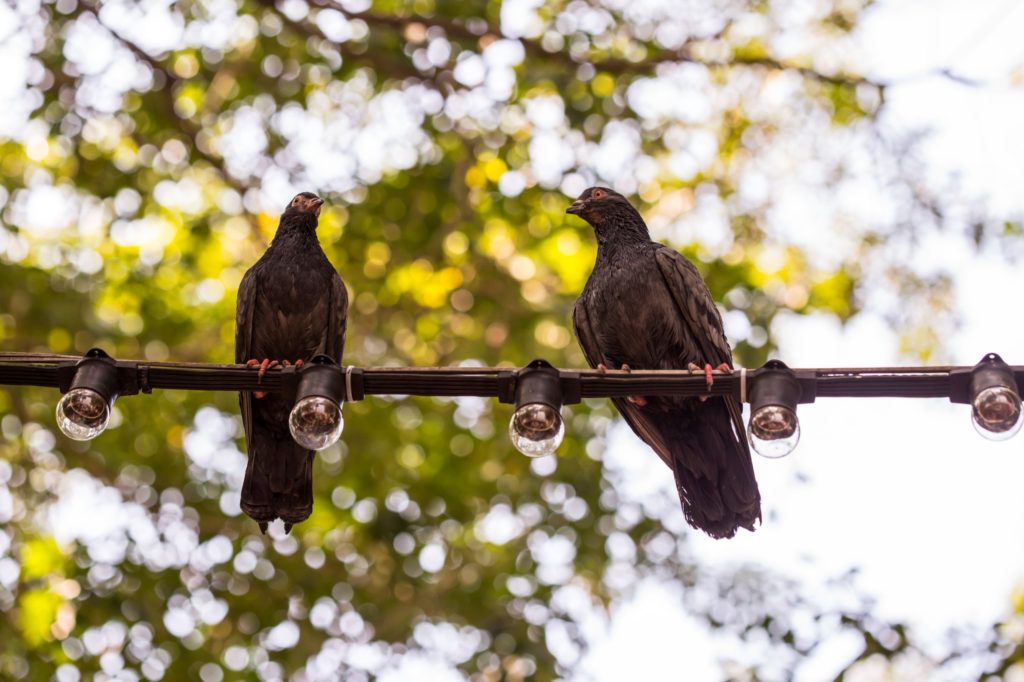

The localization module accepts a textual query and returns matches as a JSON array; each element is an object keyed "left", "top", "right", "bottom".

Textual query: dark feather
[
  {"left": 235, "top": 194, "right": 348, "bottom": 531},
  {"left": 569, "top": 186, "right": 761, "bottom": 539}
]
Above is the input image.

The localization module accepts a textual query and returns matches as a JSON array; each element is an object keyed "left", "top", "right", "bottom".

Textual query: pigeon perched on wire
[
  {"left": 235, "top": 192, "right": 348, "bottom": 534},
  {"left": 568, "top": 187, "right": 761, "bottom": 539}
]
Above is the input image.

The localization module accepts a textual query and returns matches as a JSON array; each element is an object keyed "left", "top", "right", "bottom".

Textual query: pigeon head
[
  {"left": 566, "top": 187, "right": 638, "bottom": 222},
  {"left": 566, "top": 187, "right": 647, "bottom": 241},
  {"left": 285, "top": 192, "right": 324, "bottom": 218}
]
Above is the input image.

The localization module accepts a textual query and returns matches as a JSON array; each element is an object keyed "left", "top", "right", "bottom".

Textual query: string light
[
  {"left": 966, "top": 354, "right": 1023, "bottom": 441},
  {"left": 288, "top": 356, "right": 346, "bottom": 450},
  {"left": 746, "top": 360, "right": 805, "bottom": 458},
  {"left": 506, "top": 360, "right": 567, "bottom": 457},
  {"left": 54, "top": 348, "right": 120, "bottom": 441},
  {"left": 0, "top": 352, "right": 1021, "bottom": 453}
]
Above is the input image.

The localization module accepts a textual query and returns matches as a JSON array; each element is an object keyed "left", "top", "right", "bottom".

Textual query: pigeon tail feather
[
  {"left": 649, "top": 398, "right": 761, "bottom": 539},
  {"left": 240, "top": 417, "right": 314, "bottom": 526}
]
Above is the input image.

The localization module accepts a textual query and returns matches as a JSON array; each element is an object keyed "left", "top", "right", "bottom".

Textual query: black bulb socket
[
  {"left": 970, "top": 353, "right": 1018, "bottom": 399},
  {"left": 293, "top": 355, "right": 346, "bottom": 405},
  {"left": 514, "top": 359, "right": 563, "bottom": 411},
  {"left": 950, "top": 353, "right": 1022, "bottom": 404},
  {"left": 749, "top": 360, "right": 802, "bottom": 413},
  {"left": 61, "top": 348, "right": 120, "bottom": 406}
]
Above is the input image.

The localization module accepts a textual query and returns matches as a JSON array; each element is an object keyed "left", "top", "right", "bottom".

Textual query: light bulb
[
  {"left": 972, "top": 385, "right": 1023, "bottom": 441},
  {"left": 289, "top": 396, "right": 344, "bottom": 450},
  {"left": 748, "top": 404, "right": 800, "bottom": 458},
  {"left": 509, "top": 403, "right": 564, "bottom": 457},
  {"left": 55, "top": 388, "right": 111, "bottom": 441}
]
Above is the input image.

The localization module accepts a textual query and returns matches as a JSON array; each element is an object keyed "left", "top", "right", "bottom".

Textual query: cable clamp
[
  {"left": 345, "top": 365, "right": 355, "bottom": 402},
  {"left": 138, "top": 365, "right": 152, "bottom": 394},
  {"left": 740, "top": 367, "right": 747, "bottom": 404}
]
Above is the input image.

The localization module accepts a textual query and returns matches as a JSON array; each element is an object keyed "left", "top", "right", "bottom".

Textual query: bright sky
[{"left": 578, "top": 1, "right": 1024, "bottom": 678}]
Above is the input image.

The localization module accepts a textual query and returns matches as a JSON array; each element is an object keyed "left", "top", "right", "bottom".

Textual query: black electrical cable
[{"left": 1, "top": 352, "right": 1019, "bottom": 402}]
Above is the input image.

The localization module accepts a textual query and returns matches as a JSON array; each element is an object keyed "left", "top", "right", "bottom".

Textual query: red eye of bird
[{"left": 592, "top": 189, "right": 605, "bottom": 198}]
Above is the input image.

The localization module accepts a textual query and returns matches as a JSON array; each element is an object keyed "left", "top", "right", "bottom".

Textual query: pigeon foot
[
  {"left": 686, "top": 363, "right": 732, "bottom": 402},
  {"left": 244, "top": 358, "right": 280, "bottom": 379},
  {"left": 686, "top": 362, "right": 715, "bottom": 389},
  {"left": 616, "top": 363, "right": 648, "bottom": 407},
  {"left": 246, "top": 358, "right": 281, "bottom": 398},
  {"left": 596, "top": 362, "right": 647, "bottom": 406}
]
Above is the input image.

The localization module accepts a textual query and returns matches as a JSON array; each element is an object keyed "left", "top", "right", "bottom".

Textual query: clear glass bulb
[
  {"left": 55, "top": 388, "right": 111, "bottom": 441},
  {"left": 748, "top": 404, "right": 800, "bottom": 458},
  {"left": 972, "top": 385, "right": 1023, "bottom": 441},
  {"left": 509, "top": 403, "right": 564, "bottom": 457},
  {"left": 289, "top": 396, "right": 344, "bottom": 450}
]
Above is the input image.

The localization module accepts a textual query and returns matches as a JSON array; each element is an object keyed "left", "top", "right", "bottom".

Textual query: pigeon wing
[{"left": 572, "top": 296, "right": 673, "bottom": 469}]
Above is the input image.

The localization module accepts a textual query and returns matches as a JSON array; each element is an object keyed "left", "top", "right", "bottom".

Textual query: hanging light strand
[
  {"left": 2, "top": 351, "right": 1022, "bottom": 453},
  {"left": 0, "top": 352, "right": 1005, "bottom": 399}
]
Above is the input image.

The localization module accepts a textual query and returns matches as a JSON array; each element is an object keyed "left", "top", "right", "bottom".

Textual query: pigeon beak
[
  {"left": 311, "top": 197, "right": 324, "bottom": 209},
  {"left": 566, "top": 200, "right": 585, "bottom": 216}
]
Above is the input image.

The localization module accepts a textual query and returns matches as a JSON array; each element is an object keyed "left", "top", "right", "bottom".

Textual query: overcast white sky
[{"left": 579, "top": 1, "right": 1024, "bottom": 679}]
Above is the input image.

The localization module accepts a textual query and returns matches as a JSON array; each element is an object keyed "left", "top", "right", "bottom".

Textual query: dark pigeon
[
  {"left": 235, "top": 192, "right": 348, "bottom": 533},
  {"left": 568, "top": 187, "right": 761, "bottom": 539}
]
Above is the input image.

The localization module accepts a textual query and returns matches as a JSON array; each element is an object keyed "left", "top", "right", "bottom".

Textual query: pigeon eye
[{"left": 592, "top": 189, "right": 605, "bottom": 198}]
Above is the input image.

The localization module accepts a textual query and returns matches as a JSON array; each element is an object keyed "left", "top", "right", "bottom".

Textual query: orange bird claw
[
  {"left": 246, "top": 358, "right": 281, "bottom": 398},
  {"left": 612, "top": 363, "right": 647, "bottom": 406},
  {"left": 688, "top": 362, "right": 732, "bottom": 391}
]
